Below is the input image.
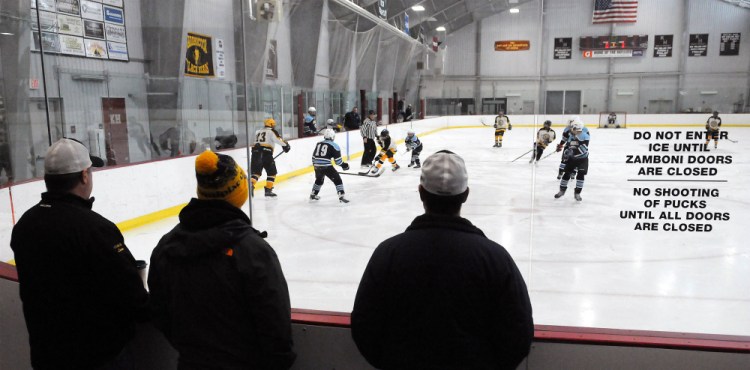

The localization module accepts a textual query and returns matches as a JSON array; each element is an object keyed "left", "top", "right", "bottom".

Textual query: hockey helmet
[
  {"left": 407, "top": 129, "right": 415, "bottom": 136},
  {"left": 567, "top": 116, "right": 582, "bottom": 127},
  {"left": 326, "top": 118, "right": 335, "bottom": 126},
  {"left": 543, "top": 120, "right": 552, "bottom": 127},
  {"left": 308, "top": 107, "right": 317, "bottom": 114},
  {"left": 713, "top": 111, "right": 719, "bottom": 116},
  {"left": 571, "top": 121, "right": 584, "bottom": 134},
  {"left": 264, "top": 118, "right": 276, "bottom": 127},
  {"left": 323, "top": 129, "right": 335, "bottom": 141},
  {"left": 380, "top": 129, "right": 389, "bottom": 137}
]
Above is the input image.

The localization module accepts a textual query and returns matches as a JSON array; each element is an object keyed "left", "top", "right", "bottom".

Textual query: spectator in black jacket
[
  {"left": 351, "top": 150, "right": 534, "bottom": 370},
  {"left": 11, "top": 138, "right": 149, "bottom": 370},
  {"left": 149, "top": 150, "right": 296, "bottom": 370},
  {"left": 344, "top": 106, "right": 361, "bottom": 130}
]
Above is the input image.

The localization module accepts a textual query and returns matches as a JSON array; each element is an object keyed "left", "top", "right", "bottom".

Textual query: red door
[{"left": 102, "top": 98, "right": 129, "bottom": 165}]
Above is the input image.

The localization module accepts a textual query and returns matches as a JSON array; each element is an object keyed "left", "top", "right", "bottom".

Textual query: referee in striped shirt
[{"left": 361, "top": 110, "right": 378, "bottom": 167}]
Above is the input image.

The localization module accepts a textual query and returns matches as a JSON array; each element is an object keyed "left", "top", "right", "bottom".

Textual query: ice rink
[{"left": 123, "top": 125, "right": 750, "bottom": 336}]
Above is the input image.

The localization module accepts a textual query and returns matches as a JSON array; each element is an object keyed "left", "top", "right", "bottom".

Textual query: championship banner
[
  {"left": 653, "top": 35, "right": 673, "bottom": 58},
  {"left": 688, "top": 34, "right": 708, "bottom": 57},
  {"left": 377, "top": 0, "right": 387, "bottom": 20},
  {"left": 185, "top": 32, "right": 215, "bottom": 78},
  {"left": 720, "top": 33, "right": 740, "bottom": 56},
  {"left": 553, "top": 37, "right": 572, "bottom": 59}
]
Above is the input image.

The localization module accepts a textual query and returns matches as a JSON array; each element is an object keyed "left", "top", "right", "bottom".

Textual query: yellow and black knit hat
[{"left": 195, "top": 151, "right": 249, "bottom": 208}]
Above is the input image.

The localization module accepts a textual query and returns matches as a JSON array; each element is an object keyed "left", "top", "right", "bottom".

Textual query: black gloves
[{"left": 341, "top": 163, "right": 350, "bottom": 171}]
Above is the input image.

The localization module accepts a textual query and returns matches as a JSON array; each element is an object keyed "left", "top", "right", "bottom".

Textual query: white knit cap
[
  {"left": 44, "top": 138, "right": 104, "bottom": 175},
  {"left": 420, "top": 150, "right": 469, "bottom": 196}
]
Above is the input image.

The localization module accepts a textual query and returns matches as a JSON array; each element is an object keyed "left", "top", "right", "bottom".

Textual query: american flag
[{"left": 593, "top": 0, "right": 639, "bottom": 24}]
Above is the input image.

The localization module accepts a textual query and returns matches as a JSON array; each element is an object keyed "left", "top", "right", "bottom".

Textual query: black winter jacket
[
  {"left": 148, "top": 198, "right": 296, "bottom": 370},
  {"left": 351, "top": 214, "right": 534, "bottom": 370},
  {"left": 11, "top": 192, "right": 149, "bottom": 370}
]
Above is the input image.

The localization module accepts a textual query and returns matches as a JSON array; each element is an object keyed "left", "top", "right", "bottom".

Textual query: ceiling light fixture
[
  {"left": 412, "top": 5, "right": 425, "bottom": 11},
  {"left": 509, "top": 8, "right": 520, "bottom": 14},
  {"left": 436, "top": 26, "right": 446, "bottom": 31},
  {"left": 0, "top": 32, "right": 14, "bottom": 36}
]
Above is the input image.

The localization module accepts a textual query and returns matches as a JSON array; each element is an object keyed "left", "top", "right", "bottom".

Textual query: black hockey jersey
[{"left": 312, "top": 140, "right": 344, "bottom": 167}]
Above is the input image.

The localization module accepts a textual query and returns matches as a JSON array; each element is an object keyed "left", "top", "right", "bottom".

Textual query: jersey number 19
[{"left": 314, "top": 143, "right": 328, "bottom": 157}]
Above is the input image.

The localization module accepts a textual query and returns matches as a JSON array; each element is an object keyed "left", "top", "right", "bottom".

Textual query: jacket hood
[{"left": 159, "top": 198, "right": 255, "bottom": 258}]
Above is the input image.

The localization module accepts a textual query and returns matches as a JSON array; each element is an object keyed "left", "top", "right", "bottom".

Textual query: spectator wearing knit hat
[
  {"left": 11, "top": 138, "right": 148, "bottom": 370},
  {"left": 351, "top": 150, "right": 534, "bottom": 370},
  {"left": 148, "top": 150, "right": 296, "bottom": 370}
]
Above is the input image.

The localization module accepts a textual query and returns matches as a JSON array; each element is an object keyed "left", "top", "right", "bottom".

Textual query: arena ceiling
[{"left": 333, "top": 0, "right": 536, "bottom": 36}]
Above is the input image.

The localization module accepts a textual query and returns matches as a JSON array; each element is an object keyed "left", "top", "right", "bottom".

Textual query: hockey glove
[
  {"left": 508, "top": 124, "right": 513, "bottom": 130},
  {"left": 283, "top": 144, "right": 291, "bottom": 153},
  {"left": 556, "top": 143, "right": 564, "bottom": 152},
  {"left": 341, "top": 162, "right": 350, "bottom": 171}
]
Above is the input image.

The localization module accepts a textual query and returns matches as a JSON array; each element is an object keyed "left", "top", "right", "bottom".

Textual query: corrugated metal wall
[{"left": 435, "top": 0, "right": 750, "bottom": 114}]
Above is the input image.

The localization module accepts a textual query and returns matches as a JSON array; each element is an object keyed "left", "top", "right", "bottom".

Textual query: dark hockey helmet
[
  {"left": 380, "top": 129, "right": 389, "bottom": 137},
  {"left": 712, "top": 111, "right": 719, "bottom": 116},
  {"left": 543, "top": 120, "right": 552, "bottom": 127}
]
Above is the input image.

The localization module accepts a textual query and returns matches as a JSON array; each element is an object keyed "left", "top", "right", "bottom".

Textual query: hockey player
[
  {"left": 310, "top": 129, "right": 349, "bottom": 203},
  {"left": 608, "top": 112, "right": 619, "bottom": 128},
  {"left": 705, "top": 111, "right": 722, "bottom": 149},
  {"left": 304, "top": 107, "right": 318, "bottom": 136},
  {"left": 325, "top": 118, "right": 343, "bottom": 132},
  {"left": 251, "top": 118, "right": 290, "bottom": 197},
  {"left": 554, "top": 121, "right": 589, "bottom": 202},
  {"left": 555, "top": 116, "right": 588, "bottom": 179},
  {"left": 530, "top": 120, "right": 556, "bottom": 164},
  {"left": 371, "top": 129, "right": 400, "bottom": 173},
  {"left": 405, "top": 129, "right": 423, "bottom": 168},
  {"left": 493, "top": 110, "right": 512, "bottom": 147}
]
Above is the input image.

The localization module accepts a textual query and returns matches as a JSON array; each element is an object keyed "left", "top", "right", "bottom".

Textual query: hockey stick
[
  {"left": 338, "top": 171, "right": 382, "bottom": 178},
  {"left": 273, "top": 151, "right": 285, "bottom": 160},
  {"left": 480, "top": 118, "right": 491, "bottom": 127},
  {"left": 726, "top": 138, "right": 738, "bottom": 143},
  {"left": 511, "top": 149, "right": 534, "bottom": 162}
]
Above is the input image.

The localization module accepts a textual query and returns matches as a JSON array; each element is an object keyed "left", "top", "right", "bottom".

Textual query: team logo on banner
[{"left": 185, "top": 32, "right": 214, "bottom": 77}]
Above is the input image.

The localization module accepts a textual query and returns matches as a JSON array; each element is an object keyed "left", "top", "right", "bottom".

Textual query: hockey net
[{"left": 598, "top": 112, "right": 627, "bottom": 128}]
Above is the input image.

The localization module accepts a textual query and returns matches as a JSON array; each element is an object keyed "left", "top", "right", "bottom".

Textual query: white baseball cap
[
  {"left": 44, "top": 138, "right": 104, "bottom": 175},
  {"left": 420, "top": 150, "right": 469, "bottom": 196}
]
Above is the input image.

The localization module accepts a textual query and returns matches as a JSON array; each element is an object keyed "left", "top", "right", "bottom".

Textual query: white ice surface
[{"left": 124, "top": 126, "right": 750, "bottom": 336}]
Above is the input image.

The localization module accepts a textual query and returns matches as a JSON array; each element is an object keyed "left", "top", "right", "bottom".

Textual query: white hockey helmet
[
  {"left": 326, "top": 118, "right": 335, "bottom": 126},
  {"left": 407, "top": 129, "right": 415, "bottom": 136},
  {"left": 571, "top": 121, "right": 584, "bottom": 134},
  {"left": 567, "top": 116, "right": 582, "bottom": 127},
  {"left": 323, "top": 128, "right": 335, "bottom": 140},
  {"left": 308, "top": 107, "right": 316, "bottom": 114}
]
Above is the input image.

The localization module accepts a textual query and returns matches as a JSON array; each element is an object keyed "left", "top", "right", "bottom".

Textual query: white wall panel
[
  {"left": 685, "top": 0, "right": 750, "bottom": 74},
  {"left": 443, "top": 22, "right": 475, "bottom": 76},
  {"left": 480, "top": 1, "right": 541, "bottom": 77}
]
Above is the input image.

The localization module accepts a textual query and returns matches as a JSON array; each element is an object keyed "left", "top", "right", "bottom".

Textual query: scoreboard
[{"left": 580, "top": 35, "right": 649, "bottom": 58}]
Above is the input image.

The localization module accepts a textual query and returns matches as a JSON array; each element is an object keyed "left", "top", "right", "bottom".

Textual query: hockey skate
[
  {"left": 408, "top": 161, "right": 414, "bottom": 167},
  {"left": 574, "top": 193, "right": 582, "bottom": 201},
  {"left": 414, "top": 163, "right": 421, "bottom": 169},
  {"left": 392, "top": 164, "right": 400, "bottom": 171},
  {"left": 493, "top": 143, "right": 499, "bottom": 148},
  {"left": 371, "top": 166, "right": 380, "bottom": 174},
  {"left": 554, "top": 189, "right": 566, "bottom": 199},
  {"left": 338, "top": 192, "right": 349, "bottom": 203},
  {"left": 265, "top": 188, "right": 277, "bottom": 197},
  {"left": 310, "top": 194, "right": 320, "bottom": 201}
]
